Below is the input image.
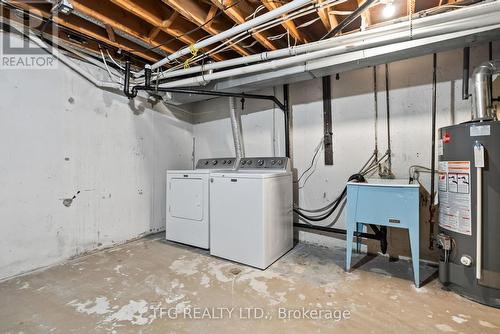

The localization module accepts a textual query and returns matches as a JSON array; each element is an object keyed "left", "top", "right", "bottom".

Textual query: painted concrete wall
[
  {"left": 0, "top": 34, "right": 194, "bottom": 280},
  {"left": 191, "top": 42, "right": 500, "bottom": 260}
]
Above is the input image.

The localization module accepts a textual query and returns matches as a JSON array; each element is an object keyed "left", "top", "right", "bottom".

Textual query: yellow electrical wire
[{"left": 183, "top": 45, "right": 199, "bottom": 69}]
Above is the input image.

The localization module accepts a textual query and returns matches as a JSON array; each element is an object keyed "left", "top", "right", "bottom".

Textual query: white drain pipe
[
  {"left": 229, "top": 97, "right": 245, "bottom": 164},
  {"left": 158, "top": 1, "right": 500, "bottom": 81},
  {"left": 150, "top": 0, "right": 314, "bottom": 70},
  {"left": 158, "top": 2, "right": 500, "bottom": 88}
]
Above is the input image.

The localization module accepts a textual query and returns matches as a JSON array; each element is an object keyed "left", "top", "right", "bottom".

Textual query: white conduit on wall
[
  {"left": 158, "top": 6, "right": 500, "bottom": 88},
  {"left": 150, "top": 0, "right": 314, "bottom": 70},
  {"left": 159, "top": 1, "right": 500, "bottom": 81},
  {"left": 173, "top": 0, "right": 348, "bottom": 70}
]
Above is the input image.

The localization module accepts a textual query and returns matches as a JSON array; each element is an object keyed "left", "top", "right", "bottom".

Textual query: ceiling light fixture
[
  {"left": 51, "top": 0, "right": 74, "bottom": 15},
  {"left": 383, "top": 1, "right": 396, "bottom": 18}
]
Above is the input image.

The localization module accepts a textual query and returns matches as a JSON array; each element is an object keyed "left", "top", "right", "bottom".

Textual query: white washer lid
[
  {"left": 167, "top": 169, "right": 211, "bottom": 175},
  {"left": 210, "top": 170, "right": 291, "bottom": 179}
]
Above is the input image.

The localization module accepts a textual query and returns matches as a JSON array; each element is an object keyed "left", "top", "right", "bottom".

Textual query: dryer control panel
[
  {"left": 196, "top": 158, "right": 236, "bottom": 169},
  {"left": 238, "top": 157, "right": 289, "bottom": 170}
]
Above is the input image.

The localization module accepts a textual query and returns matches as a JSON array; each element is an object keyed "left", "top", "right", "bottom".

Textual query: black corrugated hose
[{"left": 293, "top": 173, "right": 366, "bottom": 221}]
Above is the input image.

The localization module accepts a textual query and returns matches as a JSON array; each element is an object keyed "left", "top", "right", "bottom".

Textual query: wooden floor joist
[
  {"left": 3, "top": 0, "right": 459, "bottom": 65},
  {"left": 262, "top": 0, "right": 307, "bottom": 44},
  {"left": 72, "top": 0, "right": 181, "bottom": 53},
  {"left": 112, "top": 0, "right": 233, "bottom": 61},
  {"left": 357, "top": 0, "right": 372, "bottom": 29},
  {"left": 210, "top": 0, "right": 280, "bottom": 51},
  {"left": 317, "top": 0, "right": 339, "bottom": 33},
  {"left": 6, "top": 1, "right": 161, "bottom": 62},
  {"left": 161, "top": 0, "right": 251, "bottom": 57}
]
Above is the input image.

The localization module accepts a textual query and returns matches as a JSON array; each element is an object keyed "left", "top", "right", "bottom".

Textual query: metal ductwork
[
  {"left": 229, "top": 97, "right": 245, "bottom": 164},
  {"left": 472, "top": 60, "right": 500, "bottom": 121}
]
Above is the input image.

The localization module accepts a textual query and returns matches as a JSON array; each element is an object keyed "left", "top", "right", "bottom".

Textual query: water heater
[{"left": 438, "top": 60, "right": 500, "bottom": 307}]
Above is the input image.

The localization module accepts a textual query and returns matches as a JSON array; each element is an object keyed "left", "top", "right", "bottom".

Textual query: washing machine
[
  {"left": 209, "top": 157, "right": 293, "bottom": 269},
  {"left": 166, "top": 158, "right": 235, "bottom": 249}
]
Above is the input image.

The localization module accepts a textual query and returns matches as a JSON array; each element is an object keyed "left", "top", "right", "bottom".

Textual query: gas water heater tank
[{"left": 438, "top": 121, "right": 500, "bottom": 308}]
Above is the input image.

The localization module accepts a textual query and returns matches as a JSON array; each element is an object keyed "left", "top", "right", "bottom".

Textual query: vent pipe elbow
[
  {"left": 229, "top": 97, "right": 245, "bottom": 164},
  {"left": 472, "top": 60, "right": 500, "bottom": 121}
]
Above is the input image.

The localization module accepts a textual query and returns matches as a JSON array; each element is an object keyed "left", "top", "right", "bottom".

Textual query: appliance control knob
[
  {"left": 277, "top": 160, "right": 283, "bottom": 165},
  {"left": 248, "top": 160, "right": 252, "bottom": 165},
  {"left": 212, "top": 160, "right": 218, "bottom": 165},
  {"left": 227, "top": 160, "right": 232, "bottom": 165},
  {"left": 460, "top": 255, "right": 473, "bottom": 267},
  {"left": 258, "top": 159, "right": 264, "bottom": 166},
  {"left": 271, "top": 160, "right": 276, "bottom": 165},
  {"left": 242, "top": 160, "right": 246, "bottom": 165},
  {"left": 204, "top": 161, "right": 209, "bottom": 165}
]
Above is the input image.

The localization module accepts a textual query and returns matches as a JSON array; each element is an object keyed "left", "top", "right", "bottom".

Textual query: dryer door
[{"left": 169, "top": 177, "right": 204, "bottom": 221}]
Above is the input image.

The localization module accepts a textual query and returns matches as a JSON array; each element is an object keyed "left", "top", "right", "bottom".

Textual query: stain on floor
[{"left": 1, "top": 235, "right": 499, "bottom": 333}]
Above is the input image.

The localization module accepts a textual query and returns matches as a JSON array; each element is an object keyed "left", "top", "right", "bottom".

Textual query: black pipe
[
  {"left": 145, "top": 65, "right": 152, "bottom": 87},
  {"left": 124, "top": 63, "right": 287, "bottom": 111},
  {"left": 322, "top": 76, "right": 333, "bottom": 165},
  {"left": 283, "top": 84, "right": 290, "bottom": 158},
  {"left": 124, "top": 61, "right": 134, "bottom": 99},
  {"left": 321, "top": 0, "right": 376, "bottom": 40},
  {"left": 137, "top": 86, "right": 286, "bottom": 111},
  {"left": 430, "top": 53, "right": 437, "bottom": 250},
  {"left": 294, "top": 223, "right": 382, "bottom": 241},
  {"left": 127, "top": 82, "right": 286, "bottom": 111},
  {"left": 124, "top": 64, "right": 291, "bottom": 157},
  {"left": 462, "top": 47, "right": 470, "bottom": 100},
  {"left": 488, "top": 42, "right": 493, "bottom": 103}
]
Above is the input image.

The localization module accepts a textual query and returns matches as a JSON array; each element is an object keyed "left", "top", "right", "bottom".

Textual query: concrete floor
[{"left": 1, "top": 235, "right": 499, "bottom": 333}]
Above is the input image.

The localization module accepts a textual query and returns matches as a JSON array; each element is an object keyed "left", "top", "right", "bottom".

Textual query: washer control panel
[
  {"left": 238, "top": 157, "right": 288, "bottom": 170},
  {"left": 196, "top": 158, "right": 236, "bottom": 169}
]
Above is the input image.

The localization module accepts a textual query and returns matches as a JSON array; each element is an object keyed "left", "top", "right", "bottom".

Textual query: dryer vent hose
[{"left": 229, "top": 97, "right": 245, "bottom": 160}]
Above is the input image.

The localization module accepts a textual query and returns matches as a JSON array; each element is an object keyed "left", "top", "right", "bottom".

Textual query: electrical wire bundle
[{"left": 293, "top": 150, "right": 389, "bottom": 224}]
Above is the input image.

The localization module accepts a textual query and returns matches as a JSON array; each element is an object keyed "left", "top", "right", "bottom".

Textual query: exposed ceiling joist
[
  {"left": 210, "top": 0, "right": 279, "bottom": 51},
  {"left": 262, "top": 0, "right": 307, "bottom": 43},
  {"left": 357, "top": 0, "right": 372, "bottom": 29},
  {"left": 72, "top": 0, "right": 175, "bottom": 53},
  {"left": 6, "top": 1, "right": 161, "bottom": 62},
  {"left": 146, "top": 11, "right": 179, "bottom": 45},
  {"left": 109, "top": 0, "right": 227, "bottom": 62},
  {"left": 161, "top": 0, "right": 251, "bottom": 57},
  {"left": 205, "top": 5, "right": 219, "bottom": 29},
  {"left": 317, "top": 0, "right": 339, "bottom": 32},
  {"left": 4, "top": 0, "right": 479, "bottom": 68},
  {"left": 104, "top": 24, "right": 116, "bottom": 42},
  {"left": 0, "top": 6, "right": 107, "bottom": 63}
]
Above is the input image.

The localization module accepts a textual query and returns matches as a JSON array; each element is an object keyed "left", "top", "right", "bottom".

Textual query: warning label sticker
[{"left": 438, "top": 161, "right": 472, "bottom": 235}]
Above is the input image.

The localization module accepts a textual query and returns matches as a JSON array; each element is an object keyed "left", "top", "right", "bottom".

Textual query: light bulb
[{"left": 383, "top": 4, "right": 396, "bottom": 18}]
